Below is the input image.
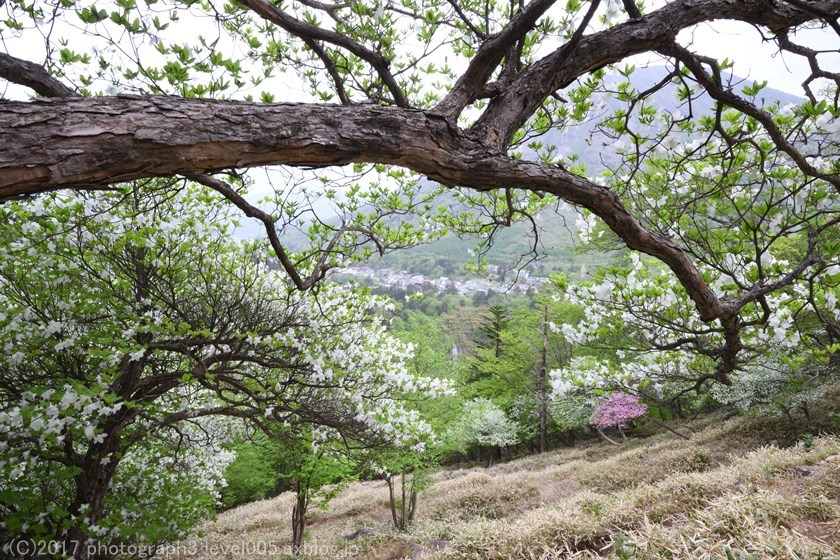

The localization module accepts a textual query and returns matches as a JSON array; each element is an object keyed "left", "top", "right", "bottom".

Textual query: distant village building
[{"left": 332, "top": 266, "right": 549, "bottom": 296}]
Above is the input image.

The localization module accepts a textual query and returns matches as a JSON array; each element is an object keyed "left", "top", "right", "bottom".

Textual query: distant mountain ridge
[{"left": 528, "top": 65, "right": 802, "bottom": 172}]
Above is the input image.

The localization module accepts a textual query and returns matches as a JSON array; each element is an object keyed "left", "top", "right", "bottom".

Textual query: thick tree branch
[
  {"left": 0, "top": 52, "right": 78, "bottom": 98},
  {"left": 473, "top": 0, "right": 840, "bottom": 145},
  {"left": 433, "top": 0, "right": 558, "bottom": 119},
  {"left": 5, "top": 0, "right": 836, "bottom": 384},
  {"left": 783, "top": 0, "right": 840, "bottom": 36},
  {"left": 0, "top": 95, "right": 726, "bottom": 324}
]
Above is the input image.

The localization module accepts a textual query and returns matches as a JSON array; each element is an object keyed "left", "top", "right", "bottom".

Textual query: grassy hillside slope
[{"left": 175, "top": 404, "right": 839, "bottom": 560}]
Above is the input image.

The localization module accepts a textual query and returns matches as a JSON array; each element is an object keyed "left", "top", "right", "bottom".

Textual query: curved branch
[
  {"left": 300, "top": 37, "right": 352, "bottom": 104},
  {"left": 444, "top": 0, "right": 488, "bottom": 40},
  {"left": 184, "top": 172, "right": 403, "bottom": 290},
  {"left": 0, "top": 95, "right": 726, "bottom": 323},
  {"left": 783, "top": 0, "right": 840, "bottom": 36},
  {"left": 473, "top": 0, "right": 840, "bottom": 146},
  {"left": 240, "top": 0, "right": 408, "bottom": 106},
  {"left": 658, "top": 42, "right": 840, "bottom": 193},
  {"left": 183, "top": 172, "right": 311, "bottom": 289},
  {"left": 0, "top": 52, "right": 77, "bottom": 98},
  {"left": 432, "top": 0, "right": 558, "bottom": 119}
]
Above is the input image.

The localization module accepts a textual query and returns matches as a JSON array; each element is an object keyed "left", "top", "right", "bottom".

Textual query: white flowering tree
[
  {"left": 0, "top": 184, "right": 450, "bottom": 558},
  {"left": 445, "top": 398, "right": 519, "bottom": 466},
  {"left": 551, "top": 205, "right": 838, "bottom": 403},
  {"left": 549, "top": 96, "right": 840, "bottom": 398},
  {"left": 709, "top": 359, "right": 834, "bottom": 421}
]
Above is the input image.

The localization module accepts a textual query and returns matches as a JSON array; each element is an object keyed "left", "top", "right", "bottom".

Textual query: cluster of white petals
[{"left": 0, "top": 186, "right": 453, "bottom": 549}]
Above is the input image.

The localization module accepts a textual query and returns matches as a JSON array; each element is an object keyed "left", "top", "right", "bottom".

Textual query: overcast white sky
[{"left": 676, "top": 20, "right": 839, "bottom": 96}]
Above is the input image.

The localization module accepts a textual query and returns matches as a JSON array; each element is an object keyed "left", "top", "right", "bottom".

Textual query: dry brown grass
[{"left": 165, "top": 411, "right": 840, "bottom": 560}]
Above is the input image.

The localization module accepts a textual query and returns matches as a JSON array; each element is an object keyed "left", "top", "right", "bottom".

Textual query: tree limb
[
  {"left": 473, "top": 0, "right": 840, "bottom": 145},
  {"left": 0, "top": 95, "right": 726, "bottom": 324},
  {"left": 300, "top": 38, "right": 352, "bottom": 104},
  {"left": 0, "top": 52, "right": 78, "bottom": 98},
  {"left": 622, "top": 0, "right": 641, "bottom": 20},
  {"left": 240, "top": 0, "right": 408, "bottom": 106},
  {"left": 444, "top": 0, "right": 488, "bottom": 40},
  {"left": 183, "top": 172, "right": 312, "bottom": 289},
  {"left": 433, "top": 0, "right": 558, "bottom": 119}
]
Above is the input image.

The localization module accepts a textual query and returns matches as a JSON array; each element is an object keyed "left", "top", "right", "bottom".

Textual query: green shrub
[{"left": 221, "top": 442, "right": 284, "bottom": 509}]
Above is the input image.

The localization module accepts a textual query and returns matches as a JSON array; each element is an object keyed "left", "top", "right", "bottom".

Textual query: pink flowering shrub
[{"left": 589, "top": 392, "right": 647, "bottom": 430}]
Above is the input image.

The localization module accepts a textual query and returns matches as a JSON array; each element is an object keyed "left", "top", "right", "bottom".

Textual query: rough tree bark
[
  {"left": 292, "top": 481, "right": 307, "bottom": 555},
  {"left": 0, "top": 95, "right": 725, "bottom": 322}
]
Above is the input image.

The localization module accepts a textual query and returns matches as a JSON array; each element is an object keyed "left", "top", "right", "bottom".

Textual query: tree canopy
[
  {"left": 1, "top": 0, "right": 839, "bottom": 385},
  {"left": 0, "top": 185, "right": 451, "bottom": 555}
]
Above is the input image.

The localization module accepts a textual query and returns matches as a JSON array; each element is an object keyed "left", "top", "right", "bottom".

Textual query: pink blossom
[{"left": 589, "top": 392, "right": 647, "bottom": 430}]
